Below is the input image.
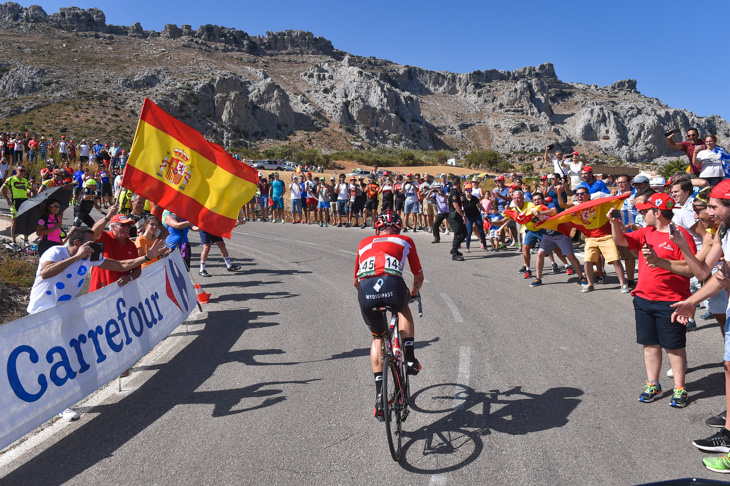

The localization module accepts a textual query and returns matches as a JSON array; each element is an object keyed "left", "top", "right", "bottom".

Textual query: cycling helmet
[{"left": 374, "top": 210, "right": 403, "bottom": 233}]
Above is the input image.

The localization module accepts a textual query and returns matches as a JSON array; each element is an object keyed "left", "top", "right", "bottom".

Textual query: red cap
[
  {"left": 61, "top": 135, "right": 65, "bottom": 138},
  {"left": 539, "top": 175, "right": 547, "bottom": 180},
  {"left": 635, "top": 193, "right": 676, "bottom": 211},
  {"left": 572, "top": 151, "right": 579, "bottom": 156},
  {"left": 109, "top": 214, "right": 135, "bottom": 225},
  {"left": 495, "top": 175, "right": 504, "bottom": 181},
  {"left": 406, "top": 173, "right": 412, "bottom": 177},
  {"left": 582, "top": 166, "right": 593, "bottom": 172},
  {"left": 545, "top": 197, "right": 554, "bottom": 203},
  {"left": 509, "top": 184, "right": 519, "bottom": 189},
  {"left": 383, "top": 171, "right": 389, "bottom": 176},
  {"left": 710, "top": 179, "right": 730, "bottom": 200}
]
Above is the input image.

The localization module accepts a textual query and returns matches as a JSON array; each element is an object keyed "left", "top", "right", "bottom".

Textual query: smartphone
[
  {"left": 664, "top": 129, "right": 678, "bottom": 137},
  {"left": 669, "top": 222, "right": 677, "bottom": 237},
  {"left": 610, "top": 209, "right": 621, "bottom": 219},
  {"left": 89, "top": 242, "right": 104, "bottom": 261},
  {"left": 547, "top": 144, "right": 555, "bottom": 150}
]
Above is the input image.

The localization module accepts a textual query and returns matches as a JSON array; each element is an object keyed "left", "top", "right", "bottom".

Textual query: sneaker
[
  {"left": 686, "top": 319, "right": 698, "bottom": 331},
  {"left": 431, "top": 239, "right": 440, "bottom": 244},
  {"left": 361, "top": 223, "right": 367, "bottom": 229},
  {"left": 59, "top": 408, "right": 79, "bottom": 422},
  {"left": 445, "top": 230, "right": 450, "bottom": 235},
  {"left": 523, "top": 270, "right": 532, "bottom": 279},
  {"left": 337, "top": 223, "right": 343, "bottom": 227},
  {"left": 594, "top": 275, "right": 606, "bottom": 284},
  {"left": 581, "top": 284, "right": 594, "bottom": 293},
  {"left": 319, "top": 223, "right": 324, "bottom": 227},
  {"left": 707, "top": 412, "right": 728, "bottom": 428},
  {"left": 669, "top": 387, "right": 688, "bottom": 408},
  {"left": 703, "top": 452, "right": 730, "bottom": 474},
  {"left": 566, "top": 265, "right": 575, "bottom": 276},
  {"left": 452, "top": 254, "right": 464, "bottom": 261},
  {"left": 693, "top": 430, "right": 730, "bottom": 452},
  {"left": 621, "top": 285, "right": 630, "bottom": 293},
  {"left": 552, "top": 262, "right": 560, "bottom": 274},
  {"left": 627, "top": 280, "right": 636, "bottom": 289},
  {"left": 324, "top": 223, "right": 329, "bottom": 227},
  {"left": 638, "top": 380, "right": 662, "bottom": 403},
  {"left": 227, "top": 264, "right": 241, "bottom": 272},
  {"left": 199, "top": 270, "right": 211, "bottom": 277},
  {"left": 530, "top": 278, "right": 542, "bottom": 288},
  {"left": 374, "top": 394, "right": 384, "bottom": 422},
  {"left": 579, "top": 278, "right": 588, "bottom": 286},
  {"left": 701, "top": 311, "right": 714, "bottom": 320},
  {"left": 406, "top": 359, "right": 421, "bottom": 375},
  {"left": 518, "top": 265, "right": 527, "bottom": 273}
]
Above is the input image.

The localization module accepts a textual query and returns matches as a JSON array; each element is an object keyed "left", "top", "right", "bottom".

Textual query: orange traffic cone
[{"left": 195, "top": 283, "right": 211, "bottom": 304}]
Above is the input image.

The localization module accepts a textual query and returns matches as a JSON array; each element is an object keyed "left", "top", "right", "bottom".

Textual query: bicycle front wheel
[{"left": 382, "top": 355, "right": 403, "bottom": 461}]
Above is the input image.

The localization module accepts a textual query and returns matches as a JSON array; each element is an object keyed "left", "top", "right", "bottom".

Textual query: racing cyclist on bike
[{"left": 354, "top": 210, "right": 424, "bottom": 420}]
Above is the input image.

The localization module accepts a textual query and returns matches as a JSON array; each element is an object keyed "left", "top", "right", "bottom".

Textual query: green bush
[{"left": 658, "top": 159, "right": 689, "bottom": 180}]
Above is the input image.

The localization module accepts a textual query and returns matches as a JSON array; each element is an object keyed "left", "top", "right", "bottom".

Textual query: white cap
[{"left": 650, "top": 176, "right": 667, "bottom": 187}]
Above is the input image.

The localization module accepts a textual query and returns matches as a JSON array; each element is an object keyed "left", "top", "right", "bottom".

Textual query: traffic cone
[{"left": 194, "top": 283, "right": 211, "bottom": 304}]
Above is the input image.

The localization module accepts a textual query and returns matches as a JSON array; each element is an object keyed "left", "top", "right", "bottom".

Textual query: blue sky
[{"left": 19, "top": 1, "right": 730, "bottom": 123}]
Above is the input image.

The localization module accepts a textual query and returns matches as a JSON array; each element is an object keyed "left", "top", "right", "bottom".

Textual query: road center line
[
  {"left": 338, "top": 249, "right": 356, "bottom": 255},
  {"left": 440, "top": 293, "right": 463, "bottom": 323},
  {"left": 453, "top": 346, "right": 470, "bottom": 410}
]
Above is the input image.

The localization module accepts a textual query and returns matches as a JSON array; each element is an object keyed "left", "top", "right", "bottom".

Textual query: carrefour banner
[{"left": 0, "top": 250, "right": 195, "bottom": 450}]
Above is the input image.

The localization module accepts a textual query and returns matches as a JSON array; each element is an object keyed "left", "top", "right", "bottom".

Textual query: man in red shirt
[
  {"left": 610, "top": 192, "right": 696, "bottom": 408},
  {"left": 667, "top": 127, "right": 706, "bottom": 176},
  {"left": 89, "top": 211, "right": 142, "bottom": 291},
  {"left": 354, "top": 210, "right": 424, "bottom": 420}
]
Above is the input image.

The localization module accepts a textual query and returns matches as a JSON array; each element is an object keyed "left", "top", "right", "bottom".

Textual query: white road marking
[
  {"left": 429, "top": 473, "right": 449, "bottom": 486},
  {"left": 338, "top": 249, "right": 356, "bottom": 255},
  {"left": 453, "top": 346, "right": 471, "bottom": 410},
  {"left": 440, "top": 293, "right": 463, "bottom": 323}
]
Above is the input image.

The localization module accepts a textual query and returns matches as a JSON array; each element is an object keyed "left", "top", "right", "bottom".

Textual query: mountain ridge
[{"left": 1, "top": 2, "right": 728, "bottom": 165}]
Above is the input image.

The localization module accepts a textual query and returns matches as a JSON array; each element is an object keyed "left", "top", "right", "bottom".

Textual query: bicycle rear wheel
[{"left": 382, "top": 355, "right": 403, "bottom": 461}]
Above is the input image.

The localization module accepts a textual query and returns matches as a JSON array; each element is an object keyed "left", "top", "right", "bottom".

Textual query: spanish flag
[
  {"left": 121, "top": 98, "right": 257, "bottom": 238},
  {"left": 535, "top": 193, "right": 630, "bottom": 237}
]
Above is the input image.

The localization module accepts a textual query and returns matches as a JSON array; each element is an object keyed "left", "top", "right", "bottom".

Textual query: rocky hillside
[{"left": 1, "top": 2, "right": 728, "bottom": 164}]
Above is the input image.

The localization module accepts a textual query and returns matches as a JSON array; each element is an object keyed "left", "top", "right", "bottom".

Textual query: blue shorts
[
  {"left": 200, "top": 230, "right": 223, "bottom": 245},
  {"left": 538, "top": 232, "right": 574, "bottom": 255},
  {"left": 337, "top": 200, "right": 349, "bottom": 215},
  {"left": 523, "top": 229, "right": 545, "bottom": 247},
  {"left": 272, "top": 196, "right": 284, "bottom": 210},
  {"left": 259, "top": 195, "right": 269, "bottom": 207},
  {"left": 634, "top": 295, "right": 686, "bottom": 349},
  {"left": 291, "top": 198, "right": 302, "bottom": 213},
  {"left": 318, "top": 201, "right": 331, "bottom": 209},
  {"left": 404, "top": 199, "right": 419, "bottom": 214}
]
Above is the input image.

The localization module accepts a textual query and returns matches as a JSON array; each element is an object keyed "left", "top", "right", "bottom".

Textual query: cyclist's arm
[{"left": 410, "top": 272, "right": 424, "bottom": 297}]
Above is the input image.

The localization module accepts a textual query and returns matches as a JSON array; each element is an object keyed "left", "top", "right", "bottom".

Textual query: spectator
[
  {"left": 198, "top": 227, "right": 242, "bottom": 277},
  {"left": 485, "top": 205, "right": 505, "bottom": 251},
  {"left": 89, "top": 213, "right": 139, "bottom": 291},
  {"left": 430, "top": 181, "right": 449, "bottom": 243},
  {"left": 462, "top": 183, "right": 487, "bottom": 252},
  {"left": 350, "top": 176, "right": 366, "bottom": 228},
  {"left": 670, "top": 177, "right": 702, "bottom": 248},
  {"left": 561, "top": 152, "right": 584, "bottom": 189},
  {"left": 335, "top": 173, "right": 350, "bottom": 227},
  {"left": 303, "top": 172, "right": 317, "bottom": 224},
  {"left": 615, "top": 174, "right": 638, "bottom": 288},
  {"left": 1, "top": 165, "right": 31, "bottom": 245},
  {"left": 420, "top": 174, "right": 435, "bottom": 232},
  {"left": 270, "top": 172, "right": 285, "bottom": 223},
  {"left": 694, "top": 135, "right": 730, "bottom": 187},
  {"left": 289, "top": 175, "right": 303, "bottom": 224},
  {"left": 363, "top": 175, "right": 379, "bottom": 228},
  {"left": 576, "top": 166, "right": 609, "bottom": 195},
  {"left": 611, "top": 192, "right": 696, "bottom": 408},
  {"left": 667, "top": 127, "right": 706, "bottom": 176},
  {"left": 448, "top": 176, "right": 467, "bottom": 261},
  {"left": 135, "top": 215, "right": 166, "bottom": 269},
  {"left": 0, "top": 157, "right": 9, "bottom": 187},
  {"left": 257, "top": 172, "right": 270, "bottom": 222},
  {"left": 68, "top": 179, "right": 102, "bottom": 238},
  {"left": 163, "top": 210, "right": 198, "bottom": 270},
  {"left": 544, "top": 145, "right": 569, "bottom": 180},
  {"left": 328, "top": 176, "right": 338, "bottom": 225},
  {"left": 35, "top": 198, "right": 64, "bottom": 256},
  {"left": 78, "top": 139, "right": 90, "bottom": 166}
]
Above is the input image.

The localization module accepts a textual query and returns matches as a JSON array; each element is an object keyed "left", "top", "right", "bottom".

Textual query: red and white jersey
[{"left": 354, "top": 234, "right": 423, "bottom": 281}]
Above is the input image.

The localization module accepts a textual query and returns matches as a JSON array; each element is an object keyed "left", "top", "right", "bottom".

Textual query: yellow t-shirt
[{"left": 134, "top": 234, "right": 162, "bottom": 268}]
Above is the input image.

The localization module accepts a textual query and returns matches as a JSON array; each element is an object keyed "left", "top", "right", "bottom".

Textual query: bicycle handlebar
[{"left": 411, "top": 292, "right": 423, "bottom": 318}]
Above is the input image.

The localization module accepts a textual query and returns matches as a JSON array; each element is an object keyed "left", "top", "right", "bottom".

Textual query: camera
[
  {"left": 664, "top": 129, "right": 678, "bottom": 137},
  {"left": 610, "top": 209, "right": 621, "bottom": 219},
  {"left": 89, "top": 242, "right": 104, "bottom": 261},
  {"left": 547, "top": 144, "right": 555, "bottom": 150}
]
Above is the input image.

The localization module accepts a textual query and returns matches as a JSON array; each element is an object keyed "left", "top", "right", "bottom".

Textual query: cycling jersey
[
  {"left": 355, "top": 234, "right": 423, "bottom": 281},
  {"left": 367, "top": 183, "right": 379, "bottom": 200},
  {"left": 3, "top": 176, "right": 30, "bottom": 200}
]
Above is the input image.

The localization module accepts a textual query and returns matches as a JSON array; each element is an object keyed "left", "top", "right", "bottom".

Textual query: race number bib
[
  {"left": 357, "top": 256, "right": 376, "bottom": 279},
  {"left": 384, "top": 253, "right": 402, "bottom": 276}
]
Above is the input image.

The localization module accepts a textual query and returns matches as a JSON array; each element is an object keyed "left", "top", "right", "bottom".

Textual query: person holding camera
[
  {"left": 667, "top": 128, "right": 707, "bottom": 176},
  {"left": 67, "top": 178, "right": 103, "bottom": 240}
]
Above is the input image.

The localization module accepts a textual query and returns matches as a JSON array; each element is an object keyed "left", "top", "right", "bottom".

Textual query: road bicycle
[{"left": 379, "top": 293, "right": 422, "bottom": 462}]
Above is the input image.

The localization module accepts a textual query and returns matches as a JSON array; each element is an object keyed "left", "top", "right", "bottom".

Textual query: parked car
[
  {"left": 253, "top": 159, "right": 286, "bottom": 171},
  {"left": 346, "top": 168, "right": 372, "bottom": 178}
]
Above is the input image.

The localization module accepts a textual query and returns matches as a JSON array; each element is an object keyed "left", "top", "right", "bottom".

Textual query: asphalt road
[{"left": 1, "top": 219, "right": 728, "bottom": 485}]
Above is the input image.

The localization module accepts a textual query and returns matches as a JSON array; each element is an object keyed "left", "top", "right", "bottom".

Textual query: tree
[{"left": 658, "top": 159, "right": 689, "bottom": 180}]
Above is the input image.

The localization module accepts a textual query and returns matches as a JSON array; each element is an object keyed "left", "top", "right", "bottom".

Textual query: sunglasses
[
  {"left": 48, "top": 204, "right": 61, "bottom": 208},
  {"left": 575, "top": 192, "right": 589, "bottom": 196}
]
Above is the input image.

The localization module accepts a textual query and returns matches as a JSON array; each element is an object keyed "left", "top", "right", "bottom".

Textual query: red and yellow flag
[
  {"left": 122, "top": 98, "right": 257, "bottom": 238},
  {"left": 535, "top": 193, "right": 630, "bottom": 237}
]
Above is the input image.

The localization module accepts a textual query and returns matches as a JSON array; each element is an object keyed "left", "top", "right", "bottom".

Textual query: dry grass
[{"left": 0, "top": 251, "right": 36, "bottom": 324}]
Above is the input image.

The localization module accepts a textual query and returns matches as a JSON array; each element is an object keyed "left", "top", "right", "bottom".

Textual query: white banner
[{"left": 0, "top": 250, "right": 195, "bottom": 450}]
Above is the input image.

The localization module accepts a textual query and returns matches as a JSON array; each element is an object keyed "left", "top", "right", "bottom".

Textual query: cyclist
[{"left": 354, "top": 210, "right": 424, "bottom": 420}]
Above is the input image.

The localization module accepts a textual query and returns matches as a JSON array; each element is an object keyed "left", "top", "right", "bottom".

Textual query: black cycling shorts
[
  {"left": 382, "top": 198, "right": 394, "bottom": 211},
  {"left": 365, "top": 199, "right": 379, "bottom": 212},
  {"left": 357, "top": 275, "right": 410, "bottom": 337}
]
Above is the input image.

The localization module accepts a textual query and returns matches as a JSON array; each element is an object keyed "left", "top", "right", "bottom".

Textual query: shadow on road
[
  {"left": 399, "top": 384, "right": 583, "bottom": 474},
  {"left": 1, "top": 307, "right": 317, "bottom": 484}
]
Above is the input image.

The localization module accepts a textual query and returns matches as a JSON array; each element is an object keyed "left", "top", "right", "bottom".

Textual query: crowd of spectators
[{"left": 7, "top": 126, "right": 730, "bottom": 473}]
